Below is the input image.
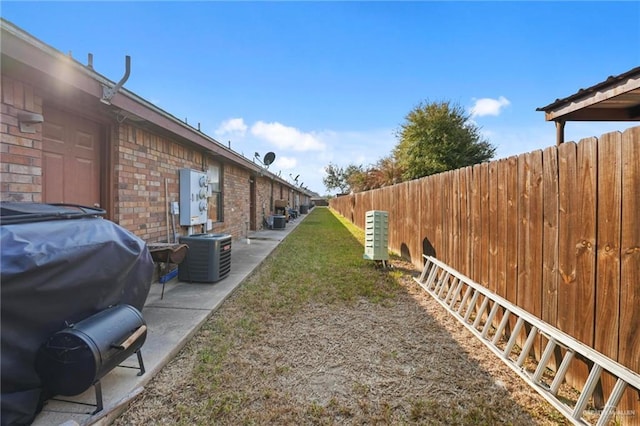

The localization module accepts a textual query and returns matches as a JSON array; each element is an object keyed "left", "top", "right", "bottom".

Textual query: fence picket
[
  {"left": 506, "top": 156, "right": 519, "bottom": 307},
  {"left": 471, "top": 164, "right": 482, "bottom": 284},
  {"left": 479, "top": 163, "right": 490, "bottom": 290},
  {"left": 619, "top": 127, "right": 640, "bottom": 414},
  {"left": 595, "top": 131, "right": 623, "bottom": 407},
  {"left": 489, "top": 161, "right": 499, "bottom": 295},
  {"left": 542, "top": 145, "right": 559, "bottom": 342}
]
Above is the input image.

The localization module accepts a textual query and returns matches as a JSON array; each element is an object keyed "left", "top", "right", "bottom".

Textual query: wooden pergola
[{"left": 537, "top": 66, "right": 640, "bottom": 145}]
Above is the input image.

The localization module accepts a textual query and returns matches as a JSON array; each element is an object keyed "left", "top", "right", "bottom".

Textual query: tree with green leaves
[
  {"left": 323, "top": 163, "right": 364, "bottom": 194},
  {"left": 367, "top": 155, "right": 403, "bottom": 189},
  {"left": 393, "top": 100, "right": 496, "bottom": 180},
  {"left": 344, "top": 164, "right": 367, "bottom": 193}
]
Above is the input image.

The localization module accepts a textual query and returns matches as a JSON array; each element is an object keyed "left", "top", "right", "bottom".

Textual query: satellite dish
[{"left": 263, "top": 152, "right": 276, "bottom": 166}]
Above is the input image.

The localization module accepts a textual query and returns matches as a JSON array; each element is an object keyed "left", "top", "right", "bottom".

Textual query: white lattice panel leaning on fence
[{"left": 414, "top": 255, "right": 640, "bottom": 426}]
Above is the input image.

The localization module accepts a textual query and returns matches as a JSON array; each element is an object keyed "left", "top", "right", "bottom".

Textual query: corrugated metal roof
[{"left": 536, "top": 66, "right": 640, "bottom": 122}]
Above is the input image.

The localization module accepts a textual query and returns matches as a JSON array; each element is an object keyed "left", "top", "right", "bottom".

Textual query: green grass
[{"left": 233, "top": 207, "right": 400, "bottom": 317}]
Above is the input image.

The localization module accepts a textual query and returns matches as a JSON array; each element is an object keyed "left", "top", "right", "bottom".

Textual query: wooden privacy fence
[{"left": 330, "top": 126, "right": 639, "bottom": 421}]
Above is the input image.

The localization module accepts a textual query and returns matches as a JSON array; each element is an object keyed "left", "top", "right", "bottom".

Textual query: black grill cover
[{"left": 0, "top": 203, "right": 154, "bottom": 426}]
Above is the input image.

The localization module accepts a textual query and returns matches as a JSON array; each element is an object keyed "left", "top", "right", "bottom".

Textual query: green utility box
[{"left": 363, "top": 210, "right": 389, "bottom": 261}]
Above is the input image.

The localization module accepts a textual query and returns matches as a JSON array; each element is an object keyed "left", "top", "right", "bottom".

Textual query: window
[{"left": 207, "top": 163, "right": 223, "bottom": 222}]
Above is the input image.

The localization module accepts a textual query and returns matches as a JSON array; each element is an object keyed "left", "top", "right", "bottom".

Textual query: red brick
[
  {"left": 4, "top": 173, "right": 34, "bottom": 184},
  {"left": 8, "top": 183, "right": 40, "bottom": 193},
  {"left": 8, "top": 163, "right": 40, "bottom": 175},
  {"left": 8, "top": 144, "right": 40, "bottom": 158},
  {"left": 1, "top": 113, "right": 18, "bottom": 126},
  {"left": 1, "top": 133, "right": 33, "bottom": 147},
  {"left": 9, "top": 124, "right": 41, "bottom": 138},
  {"left": 2, "top": 153, "right": 35, "bottom": 166}
]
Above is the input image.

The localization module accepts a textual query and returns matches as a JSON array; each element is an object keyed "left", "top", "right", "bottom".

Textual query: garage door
[{"left": 42, "top": 107, "right": 102, "bottom": 207}]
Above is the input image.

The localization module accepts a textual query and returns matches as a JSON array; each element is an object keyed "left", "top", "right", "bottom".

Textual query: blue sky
[{"left": 2, "top": 1, "right": 639, "bottom": 195}]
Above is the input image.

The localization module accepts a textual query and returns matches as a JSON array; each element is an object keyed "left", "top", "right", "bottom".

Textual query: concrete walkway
[{"left": 32, "top": 213, "right": 308, "bottom": 426}]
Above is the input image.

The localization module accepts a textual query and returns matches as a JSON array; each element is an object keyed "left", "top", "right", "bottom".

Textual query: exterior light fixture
[{"left": 17, "top": 112, "right": 44, "bottom": 133}]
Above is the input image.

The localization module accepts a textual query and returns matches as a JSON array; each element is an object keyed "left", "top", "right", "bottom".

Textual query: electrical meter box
[
  {"left": 179, "top": 168, "right": 208, "bottom": 226},
  {"left": 363, "top": 210, "right": 389, "bottom": 261}
]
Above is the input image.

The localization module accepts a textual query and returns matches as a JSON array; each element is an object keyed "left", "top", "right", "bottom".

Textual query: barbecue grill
[{"left": 34, "top": 304, "right": 147, "bottom": 413}]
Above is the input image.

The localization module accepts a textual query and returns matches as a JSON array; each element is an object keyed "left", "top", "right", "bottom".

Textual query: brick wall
[
  {"left": 255, "top": 176, "right": 274, "bottom": 228},
  {"left": 114, "top": 123, "right": 203, "bottom": 241},
  {"left": 115, "top": 123, "right": 256, "bottom": 243},
  {"left": 0, "top": 76, "right": 43, "bottom": 202},
  {"left": 219, "top": 163, "right": 251, "bottom": 238}
]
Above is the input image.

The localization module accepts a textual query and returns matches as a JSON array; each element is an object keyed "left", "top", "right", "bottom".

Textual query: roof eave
[{"left": 536, "top": 67, "right": 640, "bottom": 122}]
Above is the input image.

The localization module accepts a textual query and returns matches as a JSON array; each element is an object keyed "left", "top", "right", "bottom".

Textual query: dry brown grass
[{"left": 113, "top": 208, "right": 568, "bottom": 425}]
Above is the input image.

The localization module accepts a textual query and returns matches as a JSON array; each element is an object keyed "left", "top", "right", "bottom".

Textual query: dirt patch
[{"left": 114, "top": 258, "right": 567, "bottom": 425}]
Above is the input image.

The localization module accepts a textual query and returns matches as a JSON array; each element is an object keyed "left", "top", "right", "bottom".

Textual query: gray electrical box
[
  {"left": 363, "top": 210, "right": 389, "bottom": 261},
  {"left": 179, "top": 168, "right": 208, "bottom": 226}
]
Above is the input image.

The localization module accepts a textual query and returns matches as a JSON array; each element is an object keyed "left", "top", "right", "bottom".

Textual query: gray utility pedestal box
[
  {"left": 363, "top": 210, "right": 389, "bottom": 261},
  {"left": 179, "top": 168, "right": 208, "bottom": 226},
  {"left": 178, "top": 233, "right": 232, "bottom": 283}
]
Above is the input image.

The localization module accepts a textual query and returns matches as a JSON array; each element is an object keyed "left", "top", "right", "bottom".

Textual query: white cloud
[
  {"left": 250, "top": 121, "right": 326, "bottom": 151},
  {"left": 319, "top": 128, "right": 396, "bottom": 168},
  {"left": 275, "top": 156, "right": 297, "bottom": 169},
  {"left": 215, "top": 118, "right": 247, "bottom": 137},
  {"left": 470, "top": 96, "right": 511, "bottom": 118}
]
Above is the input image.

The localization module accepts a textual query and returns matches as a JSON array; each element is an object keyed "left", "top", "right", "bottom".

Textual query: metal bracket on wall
[
  {"left": 414, "top": 255, "right": 640, "bottom": 426},
  {"left": 100, "top": 55, "right": 131, "bottom": 105}
]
